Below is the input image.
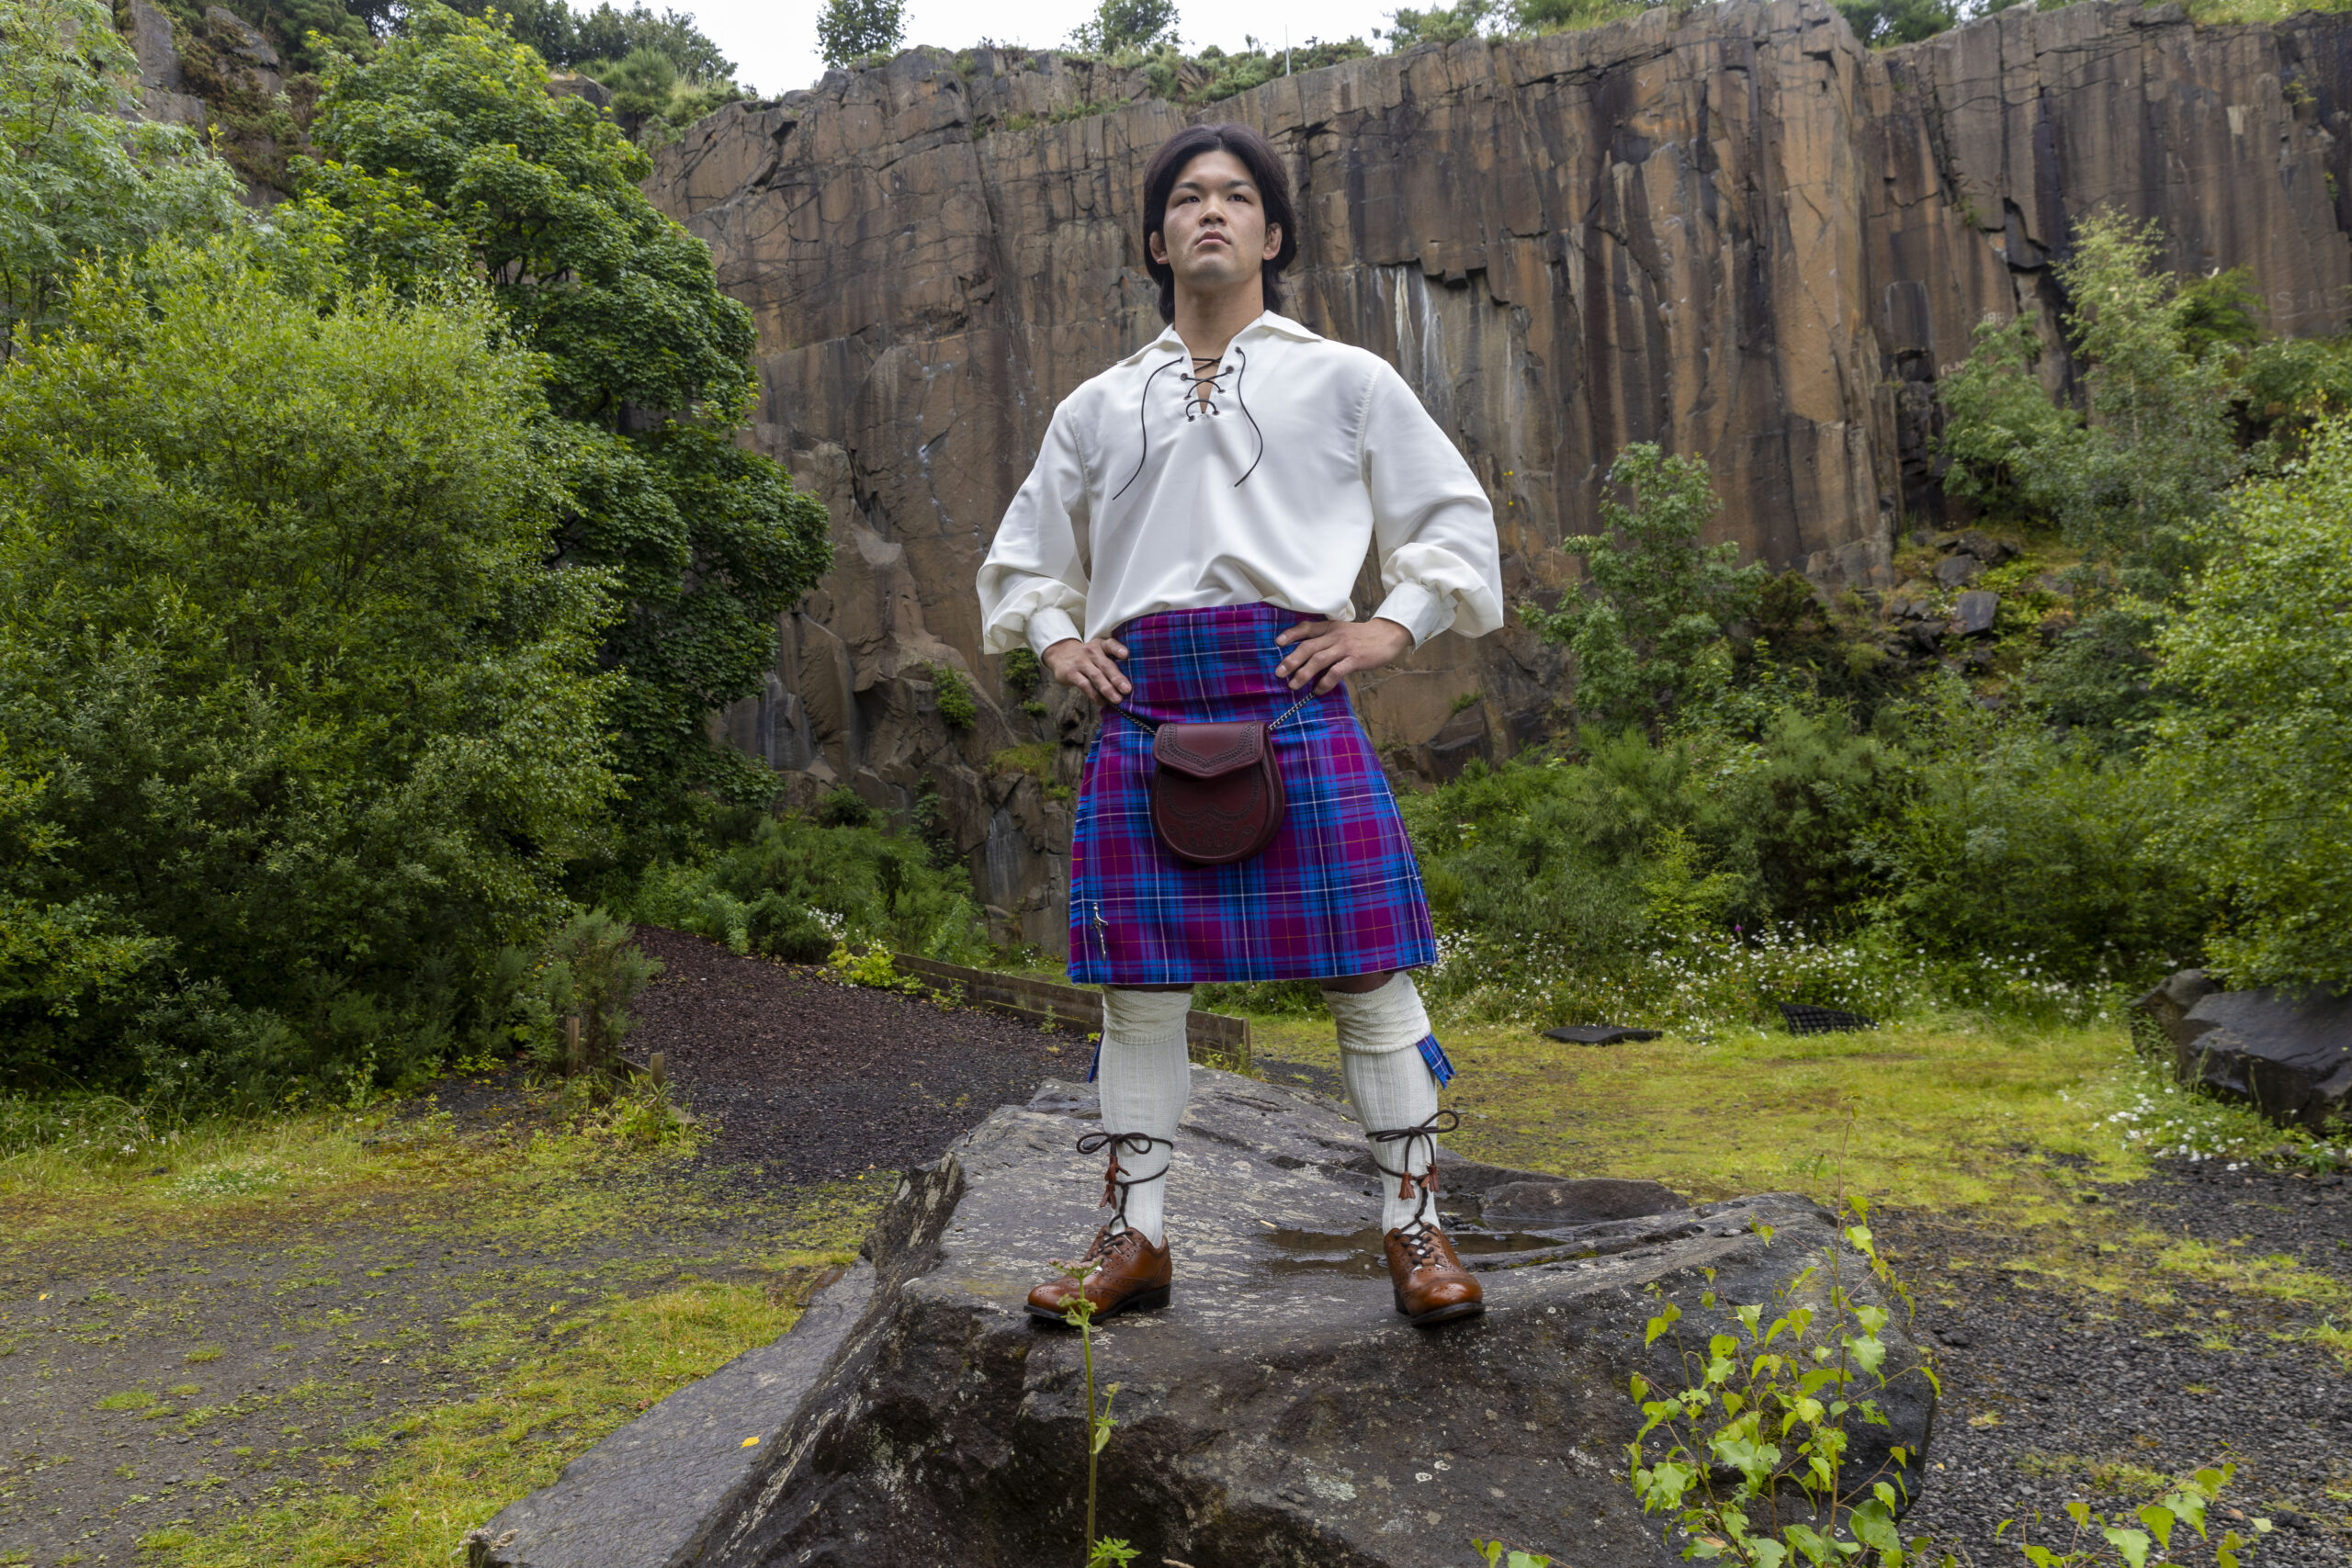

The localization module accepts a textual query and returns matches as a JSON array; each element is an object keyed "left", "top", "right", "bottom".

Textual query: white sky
[{"left": 676, "top": 1, "right": 1406, "bottom": 98}]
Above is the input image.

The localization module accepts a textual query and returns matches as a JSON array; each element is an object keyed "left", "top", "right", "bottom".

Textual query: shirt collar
[{"left": 1118, "top": 310, "right": 1322, "bottom": 367}]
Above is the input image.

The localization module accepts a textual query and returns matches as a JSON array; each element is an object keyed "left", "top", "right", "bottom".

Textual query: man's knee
[{"left": 1319, "top": 970, "right": 1391, "bottom": 997}]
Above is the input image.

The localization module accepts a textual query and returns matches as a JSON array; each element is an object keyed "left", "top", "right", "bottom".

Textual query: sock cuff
[
  {"left": 1102, "top": 986, "right": 1193, "bottom": 1046},
  {"left": 1324, "top": 972, "right": 1431, "bottom": 1056}
]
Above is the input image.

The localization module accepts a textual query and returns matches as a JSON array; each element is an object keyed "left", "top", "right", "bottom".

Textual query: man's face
[{"left": 1149, "top": 149, "right": 1282, "bottom": 300}]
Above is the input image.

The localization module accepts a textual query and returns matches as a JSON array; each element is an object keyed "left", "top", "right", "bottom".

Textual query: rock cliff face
[{"left": 647, "top": 1, "right": 2352, "bottom": 953}]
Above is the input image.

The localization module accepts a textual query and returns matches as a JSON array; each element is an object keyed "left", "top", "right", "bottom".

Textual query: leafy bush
[
  {"left": 2153, "top": 413, "right": 2352, "bottom": 988},
  {"left": 1523, "top": 444, "right": 1767, "bottom": 738},
  {"left": 0, "top": 0, "right": 245, "bottom": 356},
  {"left": 929, "top": 662, "right": 979, "bottom": 729},
  {"left": 628, "top": 812, "right": 986, "bottom": 964},
  {"left": 0, "top": 243, "right": 617, "bottom": 1100},
  {"left": 1001, "top": 646, "right": 1044, "bottom": 698},
  {"left": 817, "top": 0, "right": 906, "bottom": 66},
  {"left": 1405, "top": 682, "right": 2197, "bottom": 1032},
  {"left": 1857, "top": 680, "right": 2205, "bottom": 980},
  {"left": 507, "top": 909, "right": 662, "bottom": 1077}
]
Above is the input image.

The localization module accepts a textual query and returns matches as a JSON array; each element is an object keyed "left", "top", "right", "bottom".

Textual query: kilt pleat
[{"left": 1067, "top": 602, "right": 1438, "bottom": 986}]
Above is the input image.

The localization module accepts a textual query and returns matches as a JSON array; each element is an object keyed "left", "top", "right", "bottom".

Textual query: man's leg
[
  {"left": 1026, "top": 987, "right": 1190, "bottom": 1323},
  {"left": 1091, "top": 986, "right": 1192, "bottom": 1244},
  {"left": 1324, "top": 972, "right": 1485, "bottom": 1326}
]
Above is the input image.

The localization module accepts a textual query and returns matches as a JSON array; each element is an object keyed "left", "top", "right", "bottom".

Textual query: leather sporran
[{"left": 1148, "top": 720, "right": 1285, "bottom": 865}]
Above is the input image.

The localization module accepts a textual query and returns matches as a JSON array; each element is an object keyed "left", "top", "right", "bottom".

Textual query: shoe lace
[
  {"left": 1368, "top": 1109, "right": 1461, "bottom": 1258},
  {"left": 1075, "top": 1129, "right": 1171, "bottom": 1238}
]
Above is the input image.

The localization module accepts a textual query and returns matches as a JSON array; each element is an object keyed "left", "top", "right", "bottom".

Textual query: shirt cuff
[
  {"left": 1025, "top": 605, "right": 1083, "bottom": 659},
  {"left": 1370, "top": 581, "right": 1456, "bottom": 649}
]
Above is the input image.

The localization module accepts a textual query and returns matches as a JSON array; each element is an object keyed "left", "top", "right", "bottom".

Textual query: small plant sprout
[
  {"left": 1050, "top": 1256, "right": 1137, "bottom": 1568},
  {"left": 1473, "top": 1540, "right": 1553, "bottom": 1567},
  {"left": 2005, "top": 1462, "right": 2270, "bottom": 1567},
  {"left": 1623, "top": 1117, "right": 1948, "bottom": 1565}
]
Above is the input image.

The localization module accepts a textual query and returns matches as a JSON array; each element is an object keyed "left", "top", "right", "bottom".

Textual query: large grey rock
[
  {"left": 471, "top": 1071, "right": 1936, "bottom": 1567},
  {"left": 2145, "top": 980, "right": 2352, "bottom": 1131},
  {"left": 1951, "top": 590, "right": 1999, "bottom": 637}
]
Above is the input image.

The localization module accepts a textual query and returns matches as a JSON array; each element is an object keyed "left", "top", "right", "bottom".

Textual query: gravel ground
[
  {"left": 628, "top": 927, "right": 1082, "bottom": 1185},
  {"left": 1887, "top": 1161, "right": 2352, "bottom": 1564}
]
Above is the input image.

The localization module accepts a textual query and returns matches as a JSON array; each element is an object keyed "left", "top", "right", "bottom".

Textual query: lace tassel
[{"left": 1415, "top": 1032, "right": 1457, "bottom": 1087}]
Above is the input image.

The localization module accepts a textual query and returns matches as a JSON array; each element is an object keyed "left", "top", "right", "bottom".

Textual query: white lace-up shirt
[{"left": 977, "top": 310, "right": 1505, "bottom": 658}]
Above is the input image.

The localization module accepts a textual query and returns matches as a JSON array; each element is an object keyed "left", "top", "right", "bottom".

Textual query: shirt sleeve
[
  {"left": 1359, "top": 366, "right": 1506, "bottom": 647},
  {"left": 977, "top": 397, "right": 1092, "bottom": 658}
]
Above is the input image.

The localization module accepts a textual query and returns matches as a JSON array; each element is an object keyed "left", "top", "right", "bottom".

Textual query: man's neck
[{"left": 1170, "top": 282, "right": 1266, "bottom": 362}]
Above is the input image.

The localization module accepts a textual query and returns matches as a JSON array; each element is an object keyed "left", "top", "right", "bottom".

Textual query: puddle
[{"left": 1261, "top": 1222, "right": 1577, "bottom": 1277}]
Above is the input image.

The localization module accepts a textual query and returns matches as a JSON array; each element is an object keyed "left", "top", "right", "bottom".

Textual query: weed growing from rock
[
  {"left": 1048, "top": 1258, "right": 1137, "bottom": 1567},
  {"left": 1625, "top": 1194, "right": 1943, "bottom": 1564}
]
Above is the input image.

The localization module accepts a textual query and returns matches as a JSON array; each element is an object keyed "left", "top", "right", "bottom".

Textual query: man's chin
[{"left": 1176, "top": 254, "right": 1256, "bottom": 292}]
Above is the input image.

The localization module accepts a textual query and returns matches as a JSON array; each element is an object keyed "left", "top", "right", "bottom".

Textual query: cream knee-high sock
[
  {"left": 1092, "top": 987, "right": 1193, "bottom": 1246},
  {"left": 1326, "top": 974, "right": 1446, "bottom": 1235}
]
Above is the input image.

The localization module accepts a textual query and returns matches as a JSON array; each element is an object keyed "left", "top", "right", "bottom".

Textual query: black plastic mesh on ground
[{"left": 1777, "top": 1002, "right": 1876, "bottom": 1036}]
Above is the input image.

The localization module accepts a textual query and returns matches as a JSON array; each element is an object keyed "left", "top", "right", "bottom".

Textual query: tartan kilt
[{"left": 1067, "top": 602, "right": 1439, "bottom": 986}]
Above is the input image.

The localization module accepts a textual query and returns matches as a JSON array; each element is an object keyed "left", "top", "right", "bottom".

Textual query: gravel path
[
  {"left": 629, "top": 928, "right": 1081, "bottom": 1185},
  {"left": 1888, "top": 1163, "right": 2352, "bottom": 1563}
]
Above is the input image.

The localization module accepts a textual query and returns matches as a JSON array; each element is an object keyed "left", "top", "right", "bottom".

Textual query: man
[{"left": 976, "top": 122, "right": 1505, "bottom": 1328}]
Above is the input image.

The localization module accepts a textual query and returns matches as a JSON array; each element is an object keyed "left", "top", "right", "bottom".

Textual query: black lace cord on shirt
[
  {"left": 1112, "top": 356, "right": 1189, "bottom": 502},
  {"left": 1109, "top": 346, "right": 1264, "bottom": 500},
  {"left": 1229, "top": 344, "right": 1264, "bottom": 487}
]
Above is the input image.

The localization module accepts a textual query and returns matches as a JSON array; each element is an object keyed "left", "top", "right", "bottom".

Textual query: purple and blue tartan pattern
[{"left": 1068, "top": 602, "right": 1439, "bottom": 987}]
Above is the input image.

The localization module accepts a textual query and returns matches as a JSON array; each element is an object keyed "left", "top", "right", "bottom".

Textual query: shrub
[
  {"left": 929, "top": 662, "right": 979, "bottom": 729},
  {"left": 0, "top": 0, "right": 245, "bottom": 356},
  {"left": 509, "top": 910, "right": 662, "bottom": 1077},
  {"left": 1001, "top": 646, "right": 1044, "bottom": 698},
  {"left": 1859, "top": 679, "right": 2205, "bottom": 980},
  {"left": 1522, "top": 445, "right": 1767, "bottom": 738},
  {"left": 0, "top": 243, "right": 618, "bottom": 1100},
  {"left": 628, "top": 812, "right": 985, "bottom": 964},
  {"left": 2153, "top": 413, "right": 2352, "bottom": 987}
]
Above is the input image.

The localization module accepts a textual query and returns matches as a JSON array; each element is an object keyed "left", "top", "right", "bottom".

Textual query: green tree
[
  {"left": 0, "top": 0, "right": 245, "bottom": 358},
  {"left": 1833, "top": 0, "right": 1960, "bottom": 47},
  {"left": 817, "top": 0, "right": 907, "bottom": 66},
  {"left": 1936, "top": 211, "right": 2247, "bottom": 740},
  {"left": 306, "top": 6, "right": 832, "bottom": 854},
  {"left": 1071, "top": 0, "right": 1181, "bottom": 53},
  {"left": 1380, "top": 0, "right": 1494, "bottom": 48},
  {"left": 0, "top": 243, "right": 619, "bottom": 1097},
  {"left": 1526, "top": 444, "right": 1767, "bottom": 738},
  {"left": 452, "top": 0, "right": 736, "bottom": 78},
  {"left": 2152, "top": 412, "right": 2352, "bottom": 988}
]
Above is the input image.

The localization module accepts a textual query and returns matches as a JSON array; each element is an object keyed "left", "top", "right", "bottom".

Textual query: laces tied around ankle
[
  {"left": 1368, "top": 1109, "right": 1460, "bottom": 1234},
  {"left": 1075, "top": 1129, "right": 1171, "bottom": 1233}
]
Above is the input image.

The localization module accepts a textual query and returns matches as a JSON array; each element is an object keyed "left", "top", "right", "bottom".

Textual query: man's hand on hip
[
  {"left": 1042, "top": 637, "right": 1132, "bottom": 705},
  {"left": 1273, "top": 618, "right": 1413, "bottom": 695}
]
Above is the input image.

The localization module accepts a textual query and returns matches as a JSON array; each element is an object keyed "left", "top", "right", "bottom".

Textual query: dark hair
[{"left": 1139, "top": 122, "right": 1299, "bottom": 325}]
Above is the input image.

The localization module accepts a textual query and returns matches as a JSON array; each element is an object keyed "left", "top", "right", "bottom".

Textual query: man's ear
[
  {"left": 1262, "top": 224, "right": 1283, "bottom": 262},
  {"left": 1149, "top": 229, "right": 1169, "bottom": 267}
]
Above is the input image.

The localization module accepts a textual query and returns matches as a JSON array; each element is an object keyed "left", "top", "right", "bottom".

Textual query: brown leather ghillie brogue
[
  {"left": 1367, "top": 1109, "right": 1484, "bottom": 1326},
  {"left": 1026, "top": 1225, "right": 1172, "bottom": 1324},
  {"left": 1384, "top": 1222, "right": 1485, "bottom": 1326}
]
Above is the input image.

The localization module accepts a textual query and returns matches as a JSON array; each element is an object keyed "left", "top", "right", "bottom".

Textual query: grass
[
  {"left": 6, "top": 1071, "right": 884, "bottom": 1568},
  {"left": 139, "top": 1267, "right": 842, "bottom": 1568},
  {"left": 1252, "top": 1010, "right": 2287, "bottom": 1204},
  {"left": 1245, "top": 1005, "right": 2340, "bottom": 1303}
]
